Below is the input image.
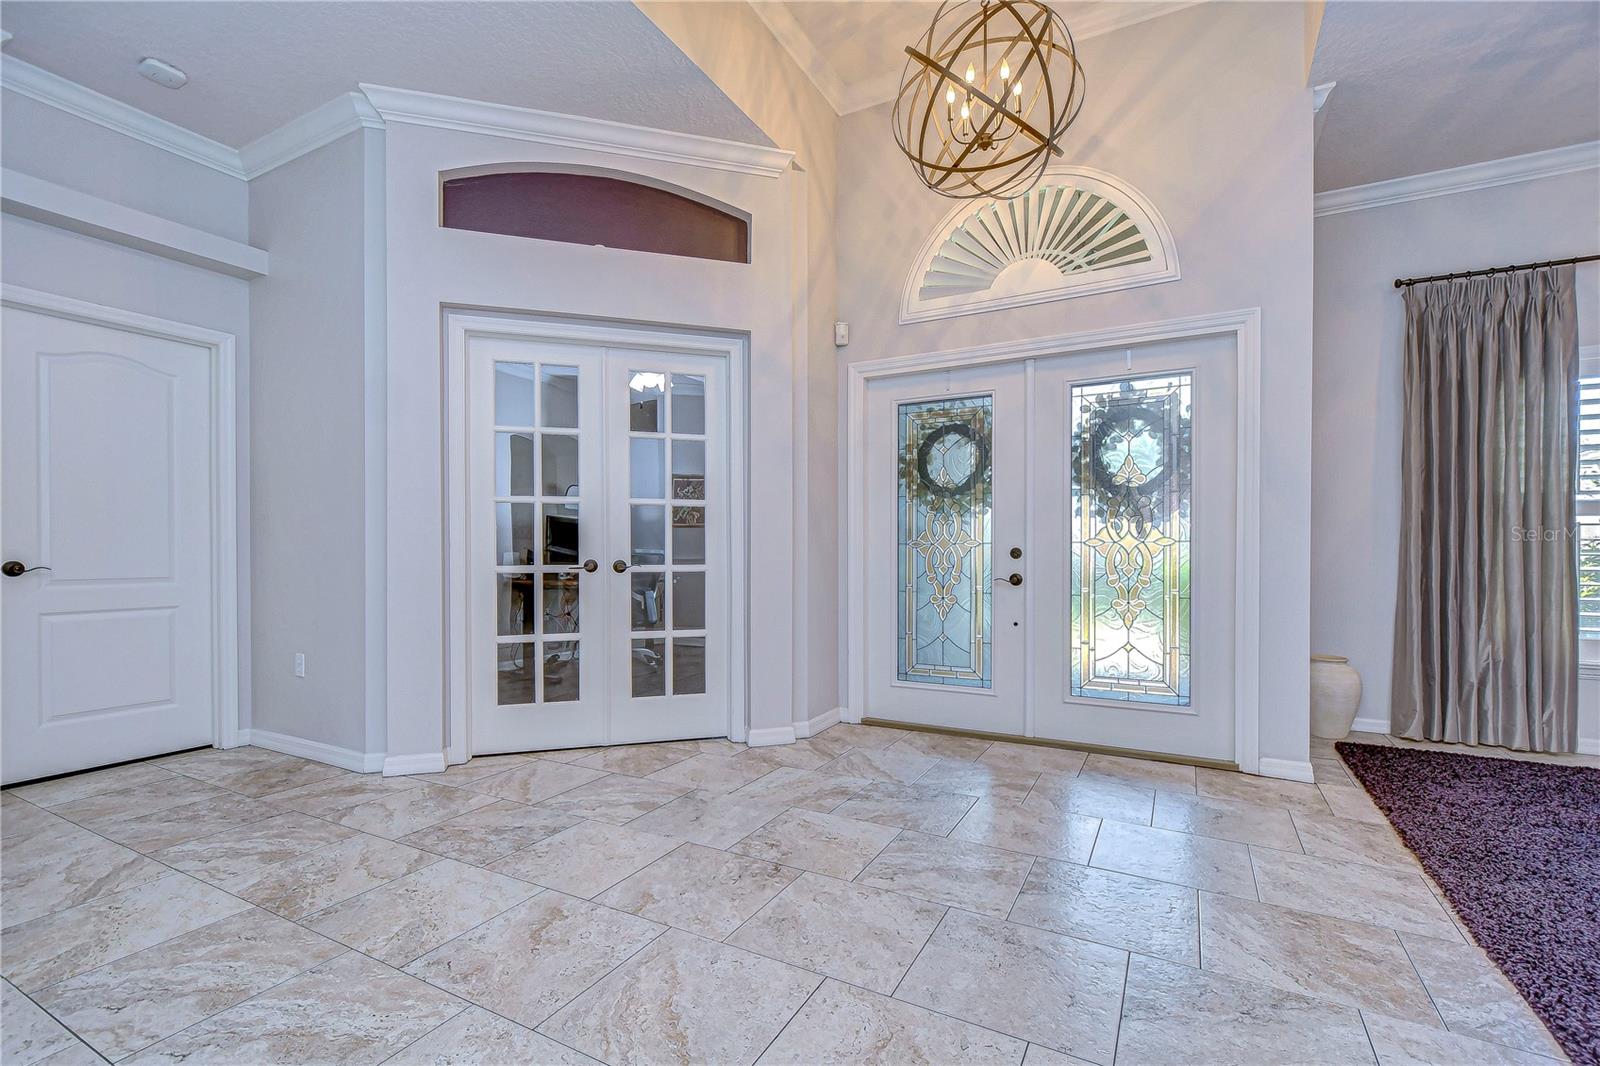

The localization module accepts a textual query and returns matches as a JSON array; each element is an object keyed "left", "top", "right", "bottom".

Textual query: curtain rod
[{"left": 1394, "top": 253, "right": 1600, "bottom": 288}]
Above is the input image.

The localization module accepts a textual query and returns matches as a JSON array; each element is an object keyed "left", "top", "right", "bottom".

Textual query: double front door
[
  {"left": 865, "top": 336, "right": 1238, "bottom": 762},
  {"left": 468, "top": 331, "right": 730, "bottom": 754}
]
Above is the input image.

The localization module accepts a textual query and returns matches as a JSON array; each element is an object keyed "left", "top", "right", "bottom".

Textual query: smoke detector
[{"left": 136, "top": 57, "right": 187, "bottom": 89}]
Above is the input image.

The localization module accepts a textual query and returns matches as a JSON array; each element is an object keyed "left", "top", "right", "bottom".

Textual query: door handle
[
  {"left": 994, "top": 572, "right": 1023, "bottom": 587},
  {"left": 1, "top": 561, "right": 51, "bottom": 578},
  {"left": 562, "top": 559, "right": 599, "bottom": 574},
  {"left": 612, "top": 559, "right": 631, "bottom": 574}
]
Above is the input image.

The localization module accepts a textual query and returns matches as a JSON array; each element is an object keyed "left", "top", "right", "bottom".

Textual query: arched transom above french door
[{"left": 901, "top": 166, "right": 1179, "bottom": 324}]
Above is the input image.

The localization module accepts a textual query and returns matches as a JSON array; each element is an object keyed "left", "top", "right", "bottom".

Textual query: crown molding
[
  {"left": 359, "top": 83, "right": 793, "bottom": 178},
  {"left": 0, "top": 55, "right": 242, "bottom": 177},
  {"left": 1315, "top": 141, "right": 1600, "bottom": 218},
  {"left": 239, "top": 92, "right": 383, "bottom": 180},
  {"left": 754, "top": 0, "right": 1201, "bottom": 116}
]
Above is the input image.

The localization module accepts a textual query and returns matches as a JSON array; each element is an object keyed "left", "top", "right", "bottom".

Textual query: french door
[
  {"left": 467, "top": 332, "right": 730, "bottom": 754},
  {"left": 863, "top": 336, "right": 1237, "bottom": 762}
]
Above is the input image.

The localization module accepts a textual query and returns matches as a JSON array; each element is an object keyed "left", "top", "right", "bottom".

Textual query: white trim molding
[
  {"left": 1, "top": 168, "right": 269, "bottom": 277},
  {"left": 844, "top": 308, "right": 1264, "bottom": 774},
  {"left": 1350, "top": 715, "right": 1391, "bottom": 736},
  {"left": 382, "top": 752, "right": 447, "bottom": 777},
  {"left": 794, "top": 706, "right": 842, "bottom": 740},
  {"left": 359, "top": 83, "right": 795, "bottom": 179},
  {"left": 0, "top": 56, "right": 241, "bottom": 177},
  {"left": 1257, "top": 757, "right": 1314, "bottom": 783},
  {"left": 747, "top": 725, "right": 799, "bottom": 747},
  {"left": 900, "top": 166, "right": 1180, "bottom": 324},
  {"left": 1315, "top": 141, "right": 1600, "bottom": 218},
  {"left": 242, "top": 729, "right": 385, "bottom": 774},
  {"left": 239, "top": 92, "right": 383, "bottom": 180},
  {"left": 1, "top": 284, "right": 243, "bottom": 752}
]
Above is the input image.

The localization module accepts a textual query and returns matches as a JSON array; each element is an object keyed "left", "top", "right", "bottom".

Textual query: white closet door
[{"left": 2, "top": 306, "right": 216, "bottom": 783}]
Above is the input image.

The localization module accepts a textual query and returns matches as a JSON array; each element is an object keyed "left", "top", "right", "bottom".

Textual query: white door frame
[
  {"left": 443, "top": 310, "right": 750, "bottom": 765},
  {"left": 844, "top": 308, "right": 1263, "bottom": 774},
  {"left": 0, "top": 283, "right": 241, "bottom": 754}
]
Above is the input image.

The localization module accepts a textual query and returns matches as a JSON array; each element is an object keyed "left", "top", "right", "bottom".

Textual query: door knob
[
  {"left": 564, "top": 559, "right": 599, "bottom": 574},
  {"left": 612, "top": 559, "right": 631, "bottom": 573},
  {"left": 2, "top": 561, "right": 51, "bottom": 578},
  {"left": 994, "top": 572, "right": 1022, "bottom": 587}
]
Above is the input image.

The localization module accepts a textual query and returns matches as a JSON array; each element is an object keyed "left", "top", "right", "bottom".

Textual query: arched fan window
[{"left": 902, "top": 167, "right": 1178, "bottom": 323}]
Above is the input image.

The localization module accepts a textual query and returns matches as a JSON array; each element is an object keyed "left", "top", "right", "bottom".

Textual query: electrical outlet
[{"left": 294, "top": 653, "right": 306, "bottom": 678}]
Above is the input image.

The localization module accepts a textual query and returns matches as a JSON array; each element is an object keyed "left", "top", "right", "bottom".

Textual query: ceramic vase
[{"left": 1310, "top": 654, "right": 1362, "bottom": 739}]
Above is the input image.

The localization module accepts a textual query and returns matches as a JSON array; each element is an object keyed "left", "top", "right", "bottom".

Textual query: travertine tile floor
[{"left": 1, "top": 726, "right": 1587, "bottom": 1065}]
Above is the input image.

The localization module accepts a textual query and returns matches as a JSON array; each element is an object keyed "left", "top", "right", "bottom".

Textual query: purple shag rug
[{"left": 1336, "top": 742, "right": 1600, "bottom": 1065}]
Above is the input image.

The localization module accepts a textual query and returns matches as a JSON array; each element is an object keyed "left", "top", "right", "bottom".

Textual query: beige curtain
[{"left": 1390, "top": 265, "right": 1579, "bottom": 752}]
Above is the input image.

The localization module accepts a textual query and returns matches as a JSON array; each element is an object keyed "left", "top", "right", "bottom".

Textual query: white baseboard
[
  {"left": 746, "top": 726, "right": 798, "bottom": 748},
  {"left": 1350, "top": 716, "right": 1390, "bottom": 736},
  {"left": 242, "top": 729, "right": 384, "bottom": 774},
  {"left": 382, "top": 752, "right": 446, "bottom": 777},
  {"left": 1257, "top": 757, "right": 1315, "bottom": 783},
  {"left": 793, "top": 706, "right": 842, "bottom": 739}
]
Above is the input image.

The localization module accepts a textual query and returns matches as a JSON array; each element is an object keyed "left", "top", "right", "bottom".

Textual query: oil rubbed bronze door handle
[
  {"left": 994, "top": 572, "right": 1023, "bottom": 587},
  {"left": 563, "top": 559, "right": 599, "bottom": 574},
  {"left": 1, "top": 561, "right": 50, "bottom": 578},
  {"left": 613, "top": 559, "right": 631, "bottom": 574}
]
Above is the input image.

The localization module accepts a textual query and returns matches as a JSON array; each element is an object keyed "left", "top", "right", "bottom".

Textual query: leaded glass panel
[
  {"left": 897, "top": 395, "right": 992, "bottom": 688},
  {"left": 1070, "top": 373, "right": 1191, "bottom": 704}
]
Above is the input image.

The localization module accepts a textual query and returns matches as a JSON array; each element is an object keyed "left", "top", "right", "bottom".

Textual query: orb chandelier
[{"left": 893, "top": 0, "right": 1086, "bottom": 200}]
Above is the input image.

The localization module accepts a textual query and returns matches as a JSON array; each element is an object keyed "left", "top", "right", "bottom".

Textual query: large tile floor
[{"left": 1, "top": 726, "right": 1581, "bottom": 1065}]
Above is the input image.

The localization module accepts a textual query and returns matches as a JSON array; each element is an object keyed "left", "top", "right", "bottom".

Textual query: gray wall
[
  {"left": 834, "top": 1, "right": 1317, "bottom": 767},
  {"left": 247, "top": 129, "right": 382, "bottom": 755},
  {"left": 1311, "top": 168, "right": 1600, "bottom": 748}
]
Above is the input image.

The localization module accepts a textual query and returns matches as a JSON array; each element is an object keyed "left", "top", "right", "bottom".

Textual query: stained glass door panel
[
  {"left": 898, "top": 396, "right": 993, "bottom": 688},
  {"left": 1069, "top": 374, "right": 1191, "bottom": 704}
]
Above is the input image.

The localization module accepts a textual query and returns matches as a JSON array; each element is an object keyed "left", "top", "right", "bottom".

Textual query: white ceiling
[
  {"left": 0, "top": 1, "right": 772, "bottom": 149},
  {"left": 1310, "top": 1, "right": 1599, "bottom": 190},
  {"left": 751, "top": 0, "right": 1196, "bottom": 114}
]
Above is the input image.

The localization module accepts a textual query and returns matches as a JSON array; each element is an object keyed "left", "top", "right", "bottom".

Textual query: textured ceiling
[
  {"left": 0, "top": 1, "right": 773, "bottom": 149},
  {"left": 752, "top": 0, "right": 1196, "bottom": 114},
  {"left": 1310, "top": 1, "right": 1599, "bottom": 190}
]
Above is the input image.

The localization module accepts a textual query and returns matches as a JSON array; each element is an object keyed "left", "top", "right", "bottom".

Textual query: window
[
  {"left": 442, "top": 171, "right": 749, "bottom": 264},
  {"left": 1578, "top": 365, "right": 1600, "bottom": 656},
  {"left": 901, "top": 167, "right": 1179, "bottom": 323}
]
